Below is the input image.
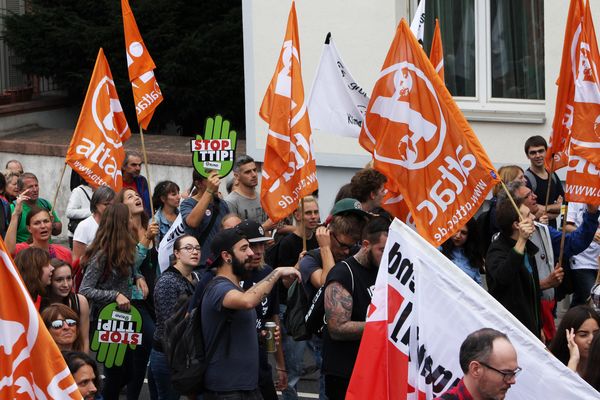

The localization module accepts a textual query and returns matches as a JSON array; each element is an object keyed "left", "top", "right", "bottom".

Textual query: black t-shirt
[
  {"left": 525, "top": 168, "right": 565, "bottom": 229},
  {"left": 322, "top": 256, "right": 378, "bottom": 379},
  {"left": 276, "top": 232, "right": 319, "bottom": 305}
]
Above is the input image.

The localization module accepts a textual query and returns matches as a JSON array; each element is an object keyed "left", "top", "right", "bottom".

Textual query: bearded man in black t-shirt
[{"left": 322, "top": 217, "right": 391, "bottom": 400}]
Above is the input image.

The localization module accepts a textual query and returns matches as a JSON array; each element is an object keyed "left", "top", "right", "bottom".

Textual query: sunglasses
[{"left": 49, "top": 319, "right": 77, "bottom": 329}]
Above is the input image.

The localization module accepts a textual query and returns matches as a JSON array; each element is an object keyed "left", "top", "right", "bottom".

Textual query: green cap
[{"left": 330, "top": 198, "right": 369, "bottom": 217}]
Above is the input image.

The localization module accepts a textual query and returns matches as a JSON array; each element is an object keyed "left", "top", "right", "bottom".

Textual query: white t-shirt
[
  {"left": 567, "top": 202, "right": 600, "bottom": 270},
  {"left": 73, "top": 215, "right": 99, "bottom": 246}
]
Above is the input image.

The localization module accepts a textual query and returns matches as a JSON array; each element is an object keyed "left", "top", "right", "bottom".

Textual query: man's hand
[
  {"left": 537, "top": 213, "right": 549, "bottom": 225},
  {"left": 517, "top": 219, "right": 535, "bottom": 241},
  {"left": 13, "top": 189, "right": 31, "bottom": 215},
  {"left": 278, "top": 266, "right": 301, "bottom": 288},
  {"left": 316, "top": 226, "right": 331, "bottom": 249},
  {"left": 540, "top": 264, "right": 564, "bottom": 289}
]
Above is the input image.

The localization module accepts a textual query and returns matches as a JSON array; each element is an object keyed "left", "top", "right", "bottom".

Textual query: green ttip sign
[
  {"left": 192, "top": 115, "right": 237, "bottom": 179},
  {"left": 91, "top": 303, "right": 143, "bottom": 368}
]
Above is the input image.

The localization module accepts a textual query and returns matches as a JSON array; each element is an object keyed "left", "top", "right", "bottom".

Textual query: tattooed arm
[
  {"left": 222, "top": 267, "right": 301, "bottom": 310},
  {"left": 325, "top": 281, "right": 365, "bottom": 341}
]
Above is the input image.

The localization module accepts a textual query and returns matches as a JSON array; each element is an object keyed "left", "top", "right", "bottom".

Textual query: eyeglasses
[
  {"left": 479, "top": 361, "right": 522, "bottom": 382},
  {"left": 49, "top": 319, "right": 77, "bottom": 329},
  {"left": 179, "top": 245, "right": 201, "bottom": 253},
  {"left": 528, "top": 149, "right": 545, "bottom": 156},
  {"left": 331, "top": 232, "right": 357, "bottom": 251}
]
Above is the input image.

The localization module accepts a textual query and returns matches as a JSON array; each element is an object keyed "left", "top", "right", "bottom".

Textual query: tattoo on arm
[
  {"left": 325, "top": 282, "right": 365, "bottom": 341},
  {"left": 248, "top": 270, "right": 278, "bottom": 302}
]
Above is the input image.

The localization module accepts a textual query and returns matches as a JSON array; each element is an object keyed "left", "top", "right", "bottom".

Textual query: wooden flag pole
[
  {"left": 499, "top": 180, "right": 524, "bottom": 221},
  {"left": 50, "top": 163, "right": 68, "bottom": 217},
  {"left": 300, "top": 197, "right": 306, "bottom": 252},
  {"left": 139, "top": 127, "right": 155, "bottom": 219}
]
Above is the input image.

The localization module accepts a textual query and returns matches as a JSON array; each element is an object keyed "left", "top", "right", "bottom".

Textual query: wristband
[
  {"left": 277, "top": 368, "right": 287, "bottom": 373},
  {"left": 206, "top": 189, "right": 215, "bottom": 195}
]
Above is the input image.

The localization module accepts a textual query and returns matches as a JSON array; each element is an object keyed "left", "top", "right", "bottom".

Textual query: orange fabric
[
  {"left": 359, "top": 19, "right": 499, "bottom": 245},
  {"left": 570, "top": 0, "right": 600, "bottom": 167},
  {"left": 565, "top": 154, "right": 600, "bottom": 205},
  {"left": 429, "top": 19, "right": 444, "bottom": 82},
  {"left": 0, "top": 237, "right": 81, "bottom": 398},
  {"left": 258, "top": 2, "right": 318, "bottom": 222},
  {"left": 66, "top": 48, "right": 130, "bottom": 191},
  {"left": 122, "top": 0, "right": 163, "bottom": 130},
  {"left": 547, "top": 0, "right": 584, "bottom": 169}
]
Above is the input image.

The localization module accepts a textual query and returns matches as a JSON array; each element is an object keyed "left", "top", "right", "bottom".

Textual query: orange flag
[
  {"left": 258, "top": 2, "right": 318, "bottom": 222},
  {"left": 359, "top": 19, "right": 499, "bottom": 245},
  {"left": 0, "top": 238, "right": 81, "bottom": 398},
  {"left": 429, "top": 19, "right": 444, "bottom": 81},
  {"left": 547, "top": 0, "right": 584, "bottom": 170},
  {"left": 66, "top": 48, "right": 131, "bottom": 191},
  {"left": 570, "top": 0, "right": 600, "bottom": 167},
  {"left": 122, "top": 0, "right": 163, "bottom": 130}
]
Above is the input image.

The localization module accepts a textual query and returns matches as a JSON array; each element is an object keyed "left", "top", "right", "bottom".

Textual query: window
[{"left": 417, "top": 0, "right": 545, "bottom": 122}]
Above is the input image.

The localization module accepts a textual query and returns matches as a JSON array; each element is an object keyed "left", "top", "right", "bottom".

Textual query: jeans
[
  {"left": 571, "top": 269, "right": 598, "bottom": 306},
  {"left": 307, "top": 336, "right": 327, "bottom": 400},
  {"left": 149, "top": 349, "right": 180, "bottom": 400},
  {"left": 279, "top": 305, "right": 306, "bottom": 400},
  {"left": 204, "top": 389, "right": 263, "bottom": 400}
]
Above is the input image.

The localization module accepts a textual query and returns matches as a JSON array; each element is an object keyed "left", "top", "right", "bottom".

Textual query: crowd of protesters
[{"left": 1, "top": 134, "right": 600, "bottom": 400}]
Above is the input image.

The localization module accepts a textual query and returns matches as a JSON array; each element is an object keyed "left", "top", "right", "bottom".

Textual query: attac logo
[
  {"left": 66, "top": 48, "right": 131, "bottom": 191},
  {"left": 192, "top": 115, "right": 237, "bottom": 179},
  {"left": 365, "top": 63, "right": 445, "bottom": 170}
]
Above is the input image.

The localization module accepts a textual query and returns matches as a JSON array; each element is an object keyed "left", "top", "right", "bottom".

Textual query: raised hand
[{"left": 193, "top": 115, "right": 237, "bottom": 179}]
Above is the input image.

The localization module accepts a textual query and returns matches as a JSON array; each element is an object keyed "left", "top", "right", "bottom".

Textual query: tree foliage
[{"left": 3, "top": 0, "right": 244, "bottom": 136}]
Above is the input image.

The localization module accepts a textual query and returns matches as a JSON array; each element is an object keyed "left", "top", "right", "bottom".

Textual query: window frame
[{"left": 410, "top": 0, "right": 546, "bottom": 123}]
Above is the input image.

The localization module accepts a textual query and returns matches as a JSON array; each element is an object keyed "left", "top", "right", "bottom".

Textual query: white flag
[
  {"left": 410, "top": 0, "right": 426, "bottom": 43},
  {"left": 347, "top": 219, "right": 598, "bottom": 399},
  {"left": 307, "top": 33, "right": 369, "bottom": 138},
  {"left": 157, "top": 213, "right": 186, "bottom": 272}
]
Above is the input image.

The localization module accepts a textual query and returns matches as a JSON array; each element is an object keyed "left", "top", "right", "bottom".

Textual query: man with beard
[
  {"left": 201, "top": 228, "right": 301, "bottom": 400},
  {"left": 435, "top": 328, "right": 520, "bottom": 400},
  {"left": 236, "top": 219, "right": 288, "bottom": 400},
  {"left": 322, "top": 216, "right": 390, "bottom": 400}
]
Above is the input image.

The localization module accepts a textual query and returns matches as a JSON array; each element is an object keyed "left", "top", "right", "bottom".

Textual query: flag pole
[
  {"left": 139, "top": 126, "right": 155, "bottom": 219},
  {"left": 50, "top": 163, "right": 68, "bottom": 218},
  {"left": 543, "top": 156, "right": 556, "bottom": 216},
  {"left": 300, "top": 197, "right": 306, "bottom": 252},
  {"left": 499, "top": 180, "right": 524, "bottom": 222}
]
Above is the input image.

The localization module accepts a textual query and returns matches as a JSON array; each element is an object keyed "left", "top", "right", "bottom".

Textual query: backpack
[
  {"left": 162, "top": 277, "right": 231, "bottom": 395},
  {"left": 284, "top": 279, "right": 311, "bottom": 341}
]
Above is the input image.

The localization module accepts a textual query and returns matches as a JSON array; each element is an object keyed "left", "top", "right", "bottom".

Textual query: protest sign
[{"left": 192, "top": 115, "right": 238, "bottom": 179}]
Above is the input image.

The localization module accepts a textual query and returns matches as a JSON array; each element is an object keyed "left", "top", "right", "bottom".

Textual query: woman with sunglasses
[
  {"left": 14, "top": 247, "right": 53, "bottom": 310},
  {"left": 549, "top": 305, "right": 600, "bottom": 375},
  {"left": 150, "top": 234, "right": 200, "bottom": 399},
  {"left": 41, "top": 303, "right": 84, "bottom": 352},
  {"left": 42, "top": 259, "right": 90, "bottom": 353}
]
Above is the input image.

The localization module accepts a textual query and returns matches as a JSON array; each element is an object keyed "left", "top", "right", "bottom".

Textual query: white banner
[
  {"left": 348, "top": 219, "right": 598, "bottom": 399},
  {"left": 157, "top": 214, "right": 186, "bottom": 272},
  {"left": 307, "top": 33, "right": 369, "bottom": 138},
  {"left": 410, "top": 0, "right": 426, "bottom": 43}
]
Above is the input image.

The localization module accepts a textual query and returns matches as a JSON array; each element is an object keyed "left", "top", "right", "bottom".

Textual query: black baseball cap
[
  {"left": 236, "top": 220, "right": 272, "bottom": 243},
  {"left": 210, "top": 228, "right": 247, "bottom": 266}
]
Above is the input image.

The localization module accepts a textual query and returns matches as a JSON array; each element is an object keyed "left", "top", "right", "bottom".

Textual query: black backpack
[
  {"left": 163, "top": 278, "right": 231, "bottom": 395},
  {"left": 284, "top": 279, "right": 311, "bottom": 341}
]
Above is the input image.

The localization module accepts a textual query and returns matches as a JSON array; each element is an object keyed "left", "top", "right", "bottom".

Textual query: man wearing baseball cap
[
  {"left": 201, "top": 228, "right": 301, "bottom": 399},
  {"left": 237, "top": 219, "right": 289, "bottom": 400}
]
